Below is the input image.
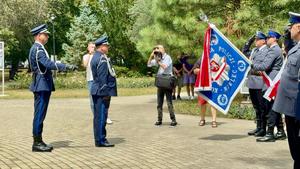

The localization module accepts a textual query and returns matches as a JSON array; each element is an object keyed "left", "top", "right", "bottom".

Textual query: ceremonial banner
[
  {"left": 195, "top": 24, "right": 251, "bottom": 114},
  {"left": 263, "top": 59, "right": 286, "bottom": 101}
]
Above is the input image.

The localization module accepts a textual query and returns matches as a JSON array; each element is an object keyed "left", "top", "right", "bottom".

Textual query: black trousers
[
  {"left": 285, "top": 115, "right": 300, "bottom": 169},
  {"left": 157, "top": 88, "right": 176, "bottom": 122},
  {"left": 249, "top": 89, "right": 265, "bottom": 129},
  {"left": 264, "top": 98, "right": 284, "bottom": 129}
]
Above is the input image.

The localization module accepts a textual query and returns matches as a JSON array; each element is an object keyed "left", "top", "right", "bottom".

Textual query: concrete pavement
[{"left": 0, "top": 95, "right": 293, "bottom": 169}]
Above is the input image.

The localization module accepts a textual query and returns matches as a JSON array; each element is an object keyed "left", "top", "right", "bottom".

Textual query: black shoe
[
  {"left": 256, "top": 133, "right": 276, "bottom": 142},
  {"left": 275, "top": 131, "right": 287, "bottom": 140},
  {"left": 32, "top": 142, "right": 53, "bottom": 152},
  {"left": 248, "top": 128, "right": 260, "bottom": 136},
  {"left": 32, "top": 136, "right": 53, "bottom": 152},
  {"left": 155, "top": 121, "right": 162, "bottom": 126},
  {"left": 177, "top": 95, "right": 181, "bottom": 100},
  {"left": 95, "top": 142, "right": 115, "bottom": 147},
  {"left": 254, "top": 130, "right": 266, "bottom": 137},
  {"left": 172, "top": 95, "right": 176, "bottom": 100},
  {"left": 170, "top": 121, "right": 177, "bottom": 126}
]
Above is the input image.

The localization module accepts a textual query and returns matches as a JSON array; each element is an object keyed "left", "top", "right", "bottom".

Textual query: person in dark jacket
[
  {"left": 29, "top": 24, "right": 77, "bottom": 152},
  {"left": 90, "top": 35, "right": 117, "bottom": 147}
]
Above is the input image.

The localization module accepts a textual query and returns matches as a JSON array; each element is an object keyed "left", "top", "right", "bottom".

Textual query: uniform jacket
[
  {"left": 90, "top": 51, "right": 117, "bottom": 97},
  {"left": 273, "top": 42, "right": 300, "bottom": 117},
  {"left": 246, "top": 45, "right": 268, "bottom": 89},
  {"left": 252, "top": 44, "right": 283, "bottom": 90},
  {"left": 28, "top": 42, "right": 66, "bottom": 92}
]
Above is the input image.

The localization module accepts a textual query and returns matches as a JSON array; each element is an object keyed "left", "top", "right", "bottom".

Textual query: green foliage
[
  {"left": 131, "top": 0, "right": 300, "bottom": 59},
  {"left": 97, "top": 0, "right": 143, "bottom": 69},
  {"left": 0, "top": 28, "right": 19, "bottom": 58},
  {"left": 114, "top": 66, "right": 143, "bottom": 77},
  {"left": 62, "top": 1, "right": 102, "bottom": 65},
  {"left": 8, "top": 71, "right": 154, "bottom": 89},
  {"left": 0, "top": 0, "right": 49, "bottom": 66},
  {"left": 227, "top": 103, "right": 255, "bottom": 120}
]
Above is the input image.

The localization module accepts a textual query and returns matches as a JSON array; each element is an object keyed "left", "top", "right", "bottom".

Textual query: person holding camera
[{"left": 147, "top": 45, "right": 177, "bottom": 126}]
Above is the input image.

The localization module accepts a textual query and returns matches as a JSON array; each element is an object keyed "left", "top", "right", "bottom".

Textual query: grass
[
  {"left": 173, "top": 99, "right": 228, "bottom": 118},
  {"left": 0, "top": 87, "right": 157, "bottom": 99}
]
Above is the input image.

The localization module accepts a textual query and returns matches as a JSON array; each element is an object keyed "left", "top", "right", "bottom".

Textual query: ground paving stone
[{"left": 0, "top": 95, "right": 293, "bottom": 169}]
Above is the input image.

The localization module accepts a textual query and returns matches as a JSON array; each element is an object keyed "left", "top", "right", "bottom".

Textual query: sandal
[
  {"left": 211, "top": 121, "right": 218, "bottom": 128},
  {"left": 199, "top": 120, "right": 205, "bottom": 126}
]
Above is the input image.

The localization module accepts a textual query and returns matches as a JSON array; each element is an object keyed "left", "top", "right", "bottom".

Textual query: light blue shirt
[{"left": 148, "top": 53, "right": 173, "bottom": 75}]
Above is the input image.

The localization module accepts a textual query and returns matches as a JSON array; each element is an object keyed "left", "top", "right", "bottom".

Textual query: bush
[
  {"left": 7, "top": 71, "right": 155, "bottom": 89},
  {"left": 117, "top": 77, "right": 154, "bottom": 88},
  {"left": 114, "top": 66, "right": 144, "bottom": 77},
  {"left": 227, "top": 102, "right": 255, "bottom": 120}
]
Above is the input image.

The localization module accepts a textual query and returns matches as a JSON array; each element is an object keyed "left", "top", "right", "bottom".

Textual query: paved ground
[{"left": 0, "top": 95, "right": 293, "bottom": 169}]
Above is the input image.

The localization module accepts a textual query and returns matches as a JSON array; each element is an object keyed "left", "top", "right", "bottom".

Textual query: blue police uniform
[
  {"left": 29, "top": 25, "right": 67, "bottom": 137},
  {"left": 90, "top": 36, "right": 117, "bottom": 147},
  {"left": 272, "top": 12, "right": 300, "bottom": 169},
  {"left": 245, "top": 31, "right": 268, "bottom": 136},
  {"left": 252, "top": 30, "right": 286, "bottom": 142},
  {"left": 29, "top": 24, "right": 76, "bottom": 152}
]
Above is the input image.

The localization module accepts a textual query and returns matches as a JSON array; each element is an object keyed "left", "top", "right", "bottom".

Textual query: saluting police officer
[
  {"left": 29, "top": 24, "right": 77, "bottom": 152},
  {"left": 252, "top": 30, "right": 286, "bottom": 142},
  {"left": 245, "top": 32, "right": 268, "bottom": 137},
  {"left": 272, "top": 12, "right": 300, "bottom": 169},
  {"left": 90, "top": 35, "right": 117, "bottom": 147}
]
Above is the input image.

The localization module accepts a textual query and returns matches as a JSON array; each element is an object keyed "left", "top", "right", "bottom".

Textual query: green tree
[
  {"left": 62, "top": 1, "right": 102, "bottom": 66},
  {"left": 0, "top": 0, "right": 49, "bottom": 79},
  {"left": 97, "top": 0, "right": 143, "bottom": 70}
]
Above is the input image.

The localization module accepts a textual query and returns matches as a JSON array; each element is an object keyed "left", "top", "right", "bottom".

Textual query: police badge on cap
[{"left": 30, "top": 24, "right": 50, "bottom": 36}]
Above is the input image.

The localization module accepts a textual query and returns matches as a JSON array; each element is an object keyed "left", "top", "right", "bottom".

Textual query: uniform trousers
[
  {"left": 92, "top": 95, "right": 110, "bottom": 144},
  {"left": 33, "top": 91, "right": 51, "bottom": 136},
  {"left": 249, "top": 89, "right": 265, "bottom": 128},
  {"left": 264, "top": 99, "right": 283, "bottom": 129},
  {"left": 285, "top": 115, "right": 300, "bottom": 169}
]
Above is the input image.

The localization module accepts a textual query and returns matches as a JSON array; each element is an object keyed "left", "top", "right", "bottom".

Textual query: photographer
[{"left": 147, "top": 45, "right": 177, "bottom": 126}]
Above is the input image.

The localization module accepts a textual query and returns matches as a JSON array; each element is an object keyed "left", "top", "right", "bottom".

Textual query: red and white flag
[
  {"left": 194, "top": 26, "right": 212, "bottom": 91},
  {"left": 263, "top": 59, "right": 286, "bottom": 101}
]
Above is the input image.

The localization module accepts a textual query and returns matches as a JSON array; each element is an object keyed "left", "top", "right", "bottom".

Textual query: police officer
[
  {"left": 29, "top": 24, "right": 77, "bottom": 152},
  {"left": 244, "top": 32, "right": 268, "bottom": 137},
  {"left": 252, "top": 30, "right": 286, "bottom": 142},
  {"left": 272, "top": 12, "right": 300, "bottom": 169},
  {"left": 90, "top": 35, "right": 117, "bottom": 147}
]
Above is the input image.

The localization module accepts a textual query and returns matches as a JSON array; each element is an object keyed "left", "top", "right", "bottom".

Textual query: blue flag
[{"left": 196, "top": 24, "right": 251, "bottom": 114}]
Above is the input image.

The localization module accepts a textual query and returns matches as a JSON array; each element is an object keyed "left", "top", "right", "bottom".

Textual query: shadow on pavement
[
  {"left": 200, "top": 134, "right": 247, "bottom": 141},
  {"left": 108, "top": 137, "right": 125, "bottom": 145},
  {"left": 51, "top": 140, "right": 90, "bottom": 149},
  {"left": 51, "top": 140, "right": 73, "bottom": 148}
]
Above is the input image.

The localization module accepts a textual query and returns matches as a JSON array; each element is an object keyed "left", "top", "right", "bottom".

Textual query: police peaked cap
[
  {"left": 30, "top": 24, "right": 50, "bottom": 36},
  {"left": 289, "top": 12, "right": 300, "bottom": 25},
  {"left": 255, "top": 31, "right": 267, "bottom": 40},
  {"left": 267, "top": 30, "right": 281, "bottom": 39},
  {"left": 95, "top": 35, "right": 109, "bottom": 46}
]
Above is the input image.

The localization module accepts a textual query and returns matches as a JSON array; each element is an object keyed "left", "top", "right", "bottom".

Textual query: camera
[{"left": 154, "top": 51, "right": 162, "bottom": 59}]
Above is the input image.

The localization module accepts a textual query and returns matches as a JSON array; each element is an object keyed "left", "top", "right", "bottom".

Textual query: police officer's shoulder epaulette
[{"left": 100, "top": 56, "right": 107, "bottom": 63}]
